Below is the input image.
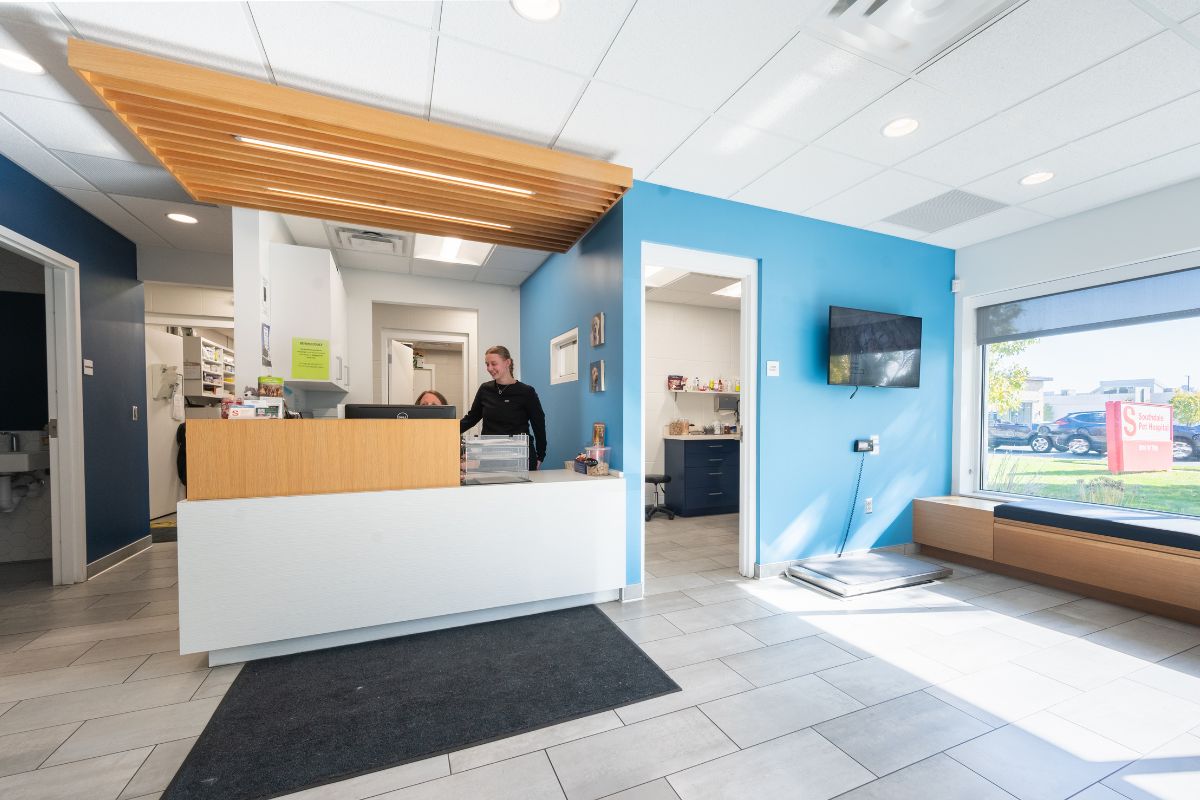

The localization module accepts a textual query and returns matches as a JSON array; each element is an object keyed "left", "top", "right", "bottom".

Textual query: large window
[{"left": 979, "top": 268, "right": 1200, "bottom": 516}]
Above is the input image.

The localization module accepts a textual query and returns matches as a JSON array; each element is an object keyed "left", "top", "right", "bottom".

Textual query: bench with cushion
[{"left": 915, "top": 496, "right": 1200, "bottom": 623}]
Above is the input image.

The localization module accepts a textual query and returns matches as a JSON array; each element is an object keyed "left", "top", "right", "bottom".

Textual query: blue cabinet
[{"left": 664, "top": 438, "right": 739, "bottom": 517}]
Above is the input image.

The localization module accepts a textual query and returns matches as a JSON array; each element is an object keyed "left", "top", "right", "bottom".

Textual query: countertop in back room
[{"left": 662, "top": 434, "right": 741, "bottom": 441}]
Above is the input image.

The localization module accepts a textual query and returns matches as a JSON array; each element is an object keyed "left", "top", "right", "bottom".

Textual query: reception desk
[{"left": 178, "top": 422, "right": 626, "bottom": 665}]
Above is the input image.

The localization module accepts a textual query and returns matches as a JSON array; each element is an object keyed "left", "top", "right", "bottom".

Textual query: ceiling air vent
[
  {"left": 882, "top": 190, "right": 1007, "bottom": 234},
  {"left": 331, "top": 227, "right": 412, "bottom": 256}
]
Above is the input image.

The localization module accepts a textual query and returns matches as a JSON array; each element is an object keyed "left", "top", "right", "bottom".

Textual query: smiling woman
[{"left": 461, "top": 345, "right": 547, "bottom": 470}]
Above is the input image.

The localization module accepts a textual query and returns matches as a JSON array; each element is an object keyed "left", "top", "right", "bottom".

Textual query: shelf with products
[
  {"left": 670, "top": 389, "right": 740, "bottom": 397},
  {"left": 184, "top": 335, "right": 235, "bottom": 402}
]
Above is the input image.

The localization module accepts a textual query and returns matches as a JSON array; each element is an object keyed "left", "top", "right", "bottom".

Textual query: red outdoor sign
[{"left": 1105, "top": 401, "right": 1173, "bottom": 474}]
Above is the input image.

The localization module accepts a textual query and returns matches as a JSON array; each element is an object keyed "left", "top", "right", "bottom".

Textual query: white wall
[
  {"left": 144, "top": 326, "right": 184, "bottom": 519},
  {"left": 951, "top": 176, "right": 1200, "bottom": 495},
  {"left": 372, "top": 305, "right": 476, "bottom": 404},
  {"left": 417, "top": 349, "right": 465, "bottom": 412},
  {"left": 231, "top": 209, "right": 294, "bottom": 395},
  {"left": 341, "top": 269, "right": 520, "bottom": 407},
  {"left": 643, "top": 300, "right": 739, "bottom": 484}
]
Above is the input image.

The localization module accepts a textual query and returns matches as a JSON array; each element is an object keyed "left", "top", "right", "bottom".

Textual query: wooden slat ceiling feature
[{"left": 67, "top": 39, "right": 632, "bottom": 253}]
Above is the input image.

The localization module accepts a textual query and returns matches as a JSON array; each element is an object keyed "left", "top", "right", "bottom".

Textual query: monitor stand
[{"left": 786, "top": 551, "right": 951, "bottom": 598}]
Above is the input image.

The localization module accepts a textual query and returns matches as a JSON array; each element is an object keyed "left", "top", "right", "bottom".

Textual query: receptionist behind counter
[{"left": 460, "top": 345, "right": 547, "bottom": 470}]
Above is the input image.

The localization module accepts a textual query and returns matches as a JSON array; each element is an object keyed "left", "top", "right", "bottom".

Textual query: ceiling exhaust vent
[
  {"left": 883, "top": 190, "right": 1007, "bottom": 234},
  {"left": 331, "top": 227, "right": 412, "bottom": 256}
]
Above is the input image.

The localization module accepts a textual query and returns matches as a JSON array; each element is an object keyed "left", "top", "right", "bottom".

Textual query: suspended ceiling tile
[
  {"left": 733, "top": 145, "right": 881, "bottom": 216},
  {"left": 0, "top": 3, "right": 67, "bottom": 29},
  {"left": 0, "top": 92, "right": 155, "bottom": 164},
  {"left": 922, "top": 206, "right": 1054, "bottom": 249},
  {"left": 717, "top": 32, "right": 903, "bottom": 144},
  {"left": 345, "top": 1, "right": 441, "bottom": 31},
  {"left": 57, "top": 1, "right": 269, "bottom": 80},
  {"left": 334, "top": 250, "right": 412, "bottom": 274},
  {"left": 556, "top": 81, "right": 708, "bottom": 180},
  {"left": 897, "top": 112, "right": 1066, "bottom": 187},
  {"left": 1004, "top": 32, "right": 1200, "bottom": 145},
  {"left": 595, "top": 0, "right": 816, "bottom": 113},
  {"left": 440, "top": 0, "right": 635, "bottom": 77},
  {"left": 0, "top": 20, "right": 106, "bottom": 109},
  {"left": 815, "top": 79, "right": 993, "bottom": 168},
  {"left": 918, "top": 0, "right": 1162, "bottom": 113},
  {"left": 52, "top": 150, "right": 192, "bottom": 203},
  {"left": 475, "top": 267, "right": 530, "bottom": 287},
  {"left": 1185, "top": 11, "right": 1200, "bottom": 30},
  {"left": 648, "top": 116, "right": 800, "bottom": 199},
  {"left": 52, "top": 186, "right": 170, "bottom": 246},
  {"left": 804, "top": 170, "right": 952, "bottom": 230},
  {"left": 430, "top": 37, "right": 586, "bottom": 147},
  {"left": 250, "top": 2, "right": 432, "bottom": 117},
  {"left": 1066, "top": 92, "right": 1200, "bottom": 168},
  {"left": 483, "top": 246, "right": 549, "bottom": 273},
  {"left": 963, "top": 148, "right": 1113, "bottom": 206},
  {"left": 1144, "top": 0, "right": 1200, "bottom": 22},
  {"left": 864, "top": 222, "right": 928, "bottom": 242},
  {"left": 109, "top": 194, "right": 231, "bottom": 253},
  {"left": 412, "top": 258, "right": 479, "bottom": 281},
  {"left": 1022, "top": 142, "right": 1200, "bottom": 218},
  {"left": 0, "top": 112, "right": 92, "bottom": 190}
]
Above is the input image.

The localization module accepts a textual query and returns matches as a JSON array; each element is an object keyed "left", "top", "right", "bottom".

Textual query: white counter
[
  {"left": 178, "top": 470, "right": 626, "bottom": 665},
  {"left": 662, "top": 434, "right": 741, "bottom": 441}
]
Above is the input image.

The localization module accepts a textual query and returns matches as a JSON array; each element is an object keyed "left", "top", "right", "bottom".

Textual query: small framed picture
[
  {"left": 590, "top": 311, "right": 605, "bottom": 347},
  {"left": 589, "top": 360, "right": 605, "bottom": 393}
]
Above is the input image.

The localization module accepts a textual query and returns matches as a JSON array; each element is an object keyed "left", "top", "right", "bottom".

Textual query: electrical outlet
[
  {"left": 869, "top": 434, "right": 879, "bottom": 456},
  {"left": 864, "top": 497, "right": 873, "bottom": 513}
]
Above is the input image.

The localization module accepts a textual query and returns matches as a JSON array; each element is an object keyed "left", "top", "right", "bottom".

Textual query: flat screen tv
[
  {"left": 344, "top": 404, "right": 457, "bottom": 419},
  {"left": 828, "top": 306, "right": 922, "bottom": 388}
]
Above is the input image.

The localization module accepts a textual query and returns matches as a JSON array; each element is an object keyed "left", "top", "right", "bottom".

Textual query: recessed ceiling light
[
  {"left": 413, "top": 234, "right": 495, "bottom": 265},
  {"left": 712, "top": 282, "right": 742, "bottom": 298},
  {"left": 511, "top": 0, "right": 561, "bottom": 22},
  {"left": 1019, "top": 171, "right": 1055, "bottom": 186},
  {"left": 881, "top": 118, "right": 920, "bottom": 138},
  {"left": 234, "top": 136, "right": 534, "bottom": 197},
  {"left": 166, "top": 213, "right": 198, "bottom": 224},
  {"left": 266, "top": 187, "right": 512, "bottom": 231},
  {"left": 0, "top": 48, "right": 45, "bottom": 75}
]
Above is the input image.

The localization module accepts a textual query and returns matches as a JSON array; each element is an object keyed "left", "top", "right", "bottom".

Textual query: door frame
[
  {"left": 379, "top": 328, "right": 470, "bottom": 409},
  {"left": 0, "top": 224, "right": 86, "bottom": 585},
  {"left": 640, "top": 242, "right": 759, "bottom": 578}
]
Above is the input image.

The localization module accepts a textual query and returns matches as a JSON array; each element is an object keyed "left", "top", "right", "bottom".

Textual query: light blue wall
[
  {"left": 622, "top": 182, "right": 955, "bottom": 573},
  {"left": 520, "top": 202, "right": 624, "bottom": 471}
]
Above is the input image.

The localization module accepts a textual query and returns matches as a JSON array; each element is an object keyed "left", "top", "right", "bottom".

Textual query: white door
[
  {"left": 388, "top": 341, "right": 415, "bottom": 404},
  {"left": 145, "top": 326, "right": 184, "bottom": 518}
]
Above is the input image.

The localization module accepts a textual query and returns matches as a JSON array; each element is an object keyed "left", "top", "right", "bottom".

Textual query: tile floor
[{"left": 2, "top": 514, "right": 1199, "bottom": 799}]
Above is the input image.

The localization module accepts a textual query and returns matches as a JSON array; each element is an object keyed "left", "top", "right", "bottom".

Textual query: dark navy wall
[
  {"left": 520, "top": 202, "right": 624, "bottom": 470},
  {"left": 622, "top": 182, "right": 954, "bottom": 576},
  {"left": 0, "top": 154, "right": 149, "bottom": 564},
  {"left": 0, "top": 291, "right": 49, "bottom": 430}
]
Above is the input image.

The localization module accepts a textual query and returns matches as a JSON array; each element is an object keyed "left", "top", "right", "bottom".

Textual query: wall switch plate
[
  {"left": 864, "top": 498, "right": 873, "bottom": 513},
  {"left": 766, "top": 361, "right": 780, "bottom": 377},
  {"left": 83, "top": 358, "right": 94, "bottom": 376},
  {"left": 131, "top": 405, "right": 139, "bottom": 421},
  {"left": 869, "top": 434, "right": 879, "bottom": 456}
]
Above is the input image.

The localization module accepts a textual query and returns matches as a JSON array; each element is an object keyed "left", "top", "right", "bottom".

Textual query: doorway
[
  {"left": 640, "top": 243, "right": 758, "bottom": 579},
  {"left": 0, "top": 224, "right": 86, "bottom": 586}
]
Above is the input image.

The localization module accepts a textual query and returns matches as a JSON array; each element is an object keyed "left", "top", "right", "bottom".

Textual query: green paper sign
[{"left": 292, "top": 337, "right": 329, "bottom": 380}]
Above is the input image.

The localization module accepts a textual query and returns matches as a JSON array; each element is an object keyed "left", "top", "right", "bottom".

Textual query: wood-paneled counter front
[
  {"left": 912, "top": 496, "right": 1000, "bottom": 560},
  {"left": 185, "top": 419, "right": 459, "bottom": 500}
]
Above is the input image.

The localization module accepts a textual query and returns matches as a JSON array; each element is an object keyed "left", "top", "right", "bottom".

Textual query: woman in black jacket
[{"left": 460, "top": 345, "right": 547, "bottom": 470}]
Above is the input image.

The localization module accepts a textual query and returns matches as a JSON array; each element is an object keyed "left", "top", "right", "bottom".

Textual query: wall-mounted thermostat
[{"left": 766, "top": 361, "right": 780, "bottom": 377}]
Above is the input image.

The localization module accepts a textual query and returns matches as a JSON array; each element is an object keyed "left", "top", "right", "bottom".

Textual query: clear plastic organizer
[{"left": 463, "top": 434, "right": 531, "bottom": 485}]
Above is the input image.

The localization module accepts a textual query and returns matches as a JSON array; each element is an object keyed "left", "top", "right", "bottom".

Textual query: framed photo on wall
[
  {"left": 589, "top": 360, "right": 605, "bottom": 393},
  {"left": 590, "top": 312, "right": 605, "bottom": 347}
]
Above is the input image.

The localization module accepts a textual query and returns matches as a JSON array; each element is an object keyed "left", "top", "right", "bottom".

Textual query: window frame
[{"left": 549, "top": 327, "right": 579, "bottom": 385}]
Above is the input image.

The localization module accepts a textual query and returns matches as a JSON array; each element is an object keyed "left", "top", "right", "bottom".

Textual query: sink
[{"left": 0, "top": 451, "right": 50, "bottom": 474}]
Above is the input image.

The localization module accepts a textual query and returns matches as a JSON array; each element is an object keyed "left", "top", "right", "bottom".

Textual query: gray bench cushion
[{"left": 994, "top": 498, "right": 1200, "bottom": 553}]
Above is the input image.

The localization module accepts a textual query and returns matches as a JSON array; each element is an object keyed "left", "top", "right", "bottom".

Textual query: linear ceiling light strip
[
  {"left": 237, "top": 136, "right": 534, "bottom": 198},
  {"left": 265, "top": 187, "right": 513, "bottom": 231}
]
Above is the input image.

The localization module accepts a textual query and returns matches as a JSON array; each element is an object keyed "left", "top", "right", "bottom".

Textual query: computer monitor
[{"left": 343, "top": 404, "right": 457, "bottom": 420}]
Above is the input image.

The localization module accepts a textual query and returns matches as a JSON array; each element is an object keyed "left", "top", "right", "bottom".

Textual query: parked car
[
  {"left": 1045, "top": 411, "right": 1200, "bottom": 460},
  {"left": 987, "top": 415, "right": 1053, "bottom": 453}
]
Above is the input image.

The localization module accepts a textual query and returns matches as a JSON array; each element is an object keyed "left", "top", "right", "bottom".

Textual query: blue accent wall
[
  {"left": 520, "top": 203, "right": 624, "bottom": 470},
  {"left": 621, "top": 181, "right": 955, "bottom": 577},
  {"left": 0, "top": 155, "right": 149, "bottom": 564}
]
